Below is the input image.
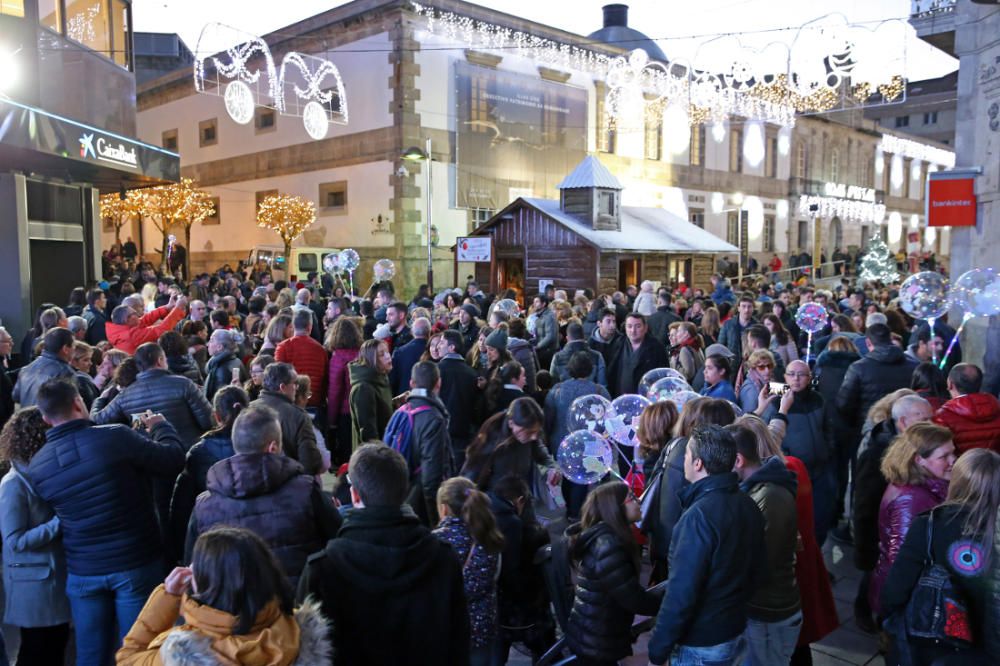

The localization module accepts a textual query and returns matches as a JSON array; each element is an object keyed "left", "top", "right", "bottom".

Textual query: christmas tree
[{"left": 859, "top": 235, "right": 900, "bottom": 284}]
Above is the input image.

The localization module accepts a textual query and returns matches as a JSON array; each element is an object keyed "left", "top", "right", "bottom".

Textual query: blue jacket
[
  {"left": 389, "top": 337, "right": 428, "bottom": 396},
  {"left": 647, "top": 473, "right": 766, "bottom": 663},
  {"left": 27, "top": 419, "right": 184, "bottom": 576},
  {"left": 711, "top": 283, "right": 735, "bottom": 305},
  {"left": 701, "top": 379, "right": 737, "bottom": 403}
]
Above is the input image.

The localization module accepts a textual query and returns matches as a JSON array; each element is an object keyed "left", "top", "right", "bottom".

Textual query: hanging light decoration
[
  {"left": 890, "top": 153, "right": 904, "bottom": 190},
  {"left": 744, "top": 196, "right": 765, "bottom": 239},
  {"left": 743, "top": 120, "right": 765, "bottom": 168},
  {"left": 777, "top": 126, "right": 791, "bottom": 156},
  {"left": 776, "top": 199, "right": 789, "bottom": 219},
  {"left": 909, "top": 214, "right": 919, "bottom": 230},
  {"left": 925, "top": 226, "right": 936, "bottom": 247},
  {"left": 911, "top": 159, "right": 922, "bottom": 182},
  {"left": 663, "top": 103, "right": 691, "bottom": 155},
  {"left": 887, "top": 211, "right": 903, "bottom": 244},
  {"left": 711, "top": 192, "right": 725, "bottom": 214},
  {"left": 875, "top": 148, "right": 885, "bottom": 176},
  {"left": 711, "top": 119, "right": 726, "bottom": 143}
]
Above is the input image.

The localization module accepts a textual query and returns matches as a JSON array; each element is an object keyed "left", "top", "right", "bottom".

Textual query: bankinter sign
[{"left": 927, "top": 176, "right": 976, "bottom": 227}]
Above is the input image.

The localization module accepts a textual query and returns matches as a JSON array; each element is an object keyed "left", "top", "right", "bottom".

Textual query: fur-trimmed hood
[{"left": 159, "top": 598, "right": 332, "bottom": 666}]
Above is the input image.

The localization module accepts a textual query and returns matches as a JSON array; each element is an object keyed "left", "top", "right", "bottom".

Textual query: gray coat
[
  {"left": 550, "top": 340, "right": 607, "bottom": 387},
  {"left": 0, "top": 465, "right": 71, "bottom": 627},
  {"left": 11, "top": 351, "right": 74, "bottom": 408},
  {"left": 534, "top": 309, "right": 559, "bottom": 355},
  {"left": 91, "top": 368, "right": 215, "bottom": 449}
]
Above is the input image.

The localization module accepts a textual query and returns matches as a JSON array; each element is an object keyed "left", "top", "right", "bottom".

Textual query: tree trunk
[
  {"left": 160, "top": 228, "right": 169, "bottom": 273},
  {"left": 114, "top": 220, "right": 123, "bottom": 247},
  {"left": 184, "top": 224, "right": 192, "bottom": 282},
  {"left": 284, "top": 240, "right": 292, "bottom": 280}
]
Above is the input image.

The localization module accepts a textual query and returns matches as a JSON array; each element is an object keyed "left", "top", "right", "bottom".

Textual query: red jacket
[
  {"left": 933, "top": 393, "right": 1000, "bottom": 455},
  {"left": 106, "top": 306, "right": 185, "bottom": 355},
  {"left": 275, "top": 334, "right": 328, "bottom": 408},
  {"left": 326, "top": 348, "right": 359, "bottom": 422}
]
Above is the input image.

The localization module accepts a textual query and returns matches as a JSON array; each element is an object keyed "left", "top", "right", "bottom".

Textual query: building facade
[{"left": 130, "top": 0, "right": 952, "bottom": 291}]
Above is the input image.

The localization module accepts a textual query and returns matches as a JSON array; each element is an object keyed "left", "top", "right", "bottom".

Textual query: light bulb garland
[{"left": 256, "top": 194, "right": 317, "bottom": 255}]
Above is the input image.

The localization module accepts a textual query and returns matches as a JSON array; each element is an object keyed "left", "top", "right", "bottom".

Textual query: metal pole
[{"left": 425, "top": 137, "right": 434, "bottom": 292}]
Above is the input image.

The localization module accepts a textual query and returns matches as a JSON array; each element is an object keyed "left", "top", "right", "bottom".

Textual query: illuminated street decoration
[
  {"left": 879, "top": 133, "right": 955, "bottom": 169},
  {"left": 193, "top": 23, "right": 348, "bottom": 139},
  {"left": 798, "top": 182, "right": 886, "bottom": 224}
]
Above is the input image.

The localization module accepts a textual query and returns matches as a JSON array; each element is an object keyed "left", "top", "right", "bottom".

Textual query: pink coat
[{"left": 326, "top": 348, "right": 359, "bottom": 422}]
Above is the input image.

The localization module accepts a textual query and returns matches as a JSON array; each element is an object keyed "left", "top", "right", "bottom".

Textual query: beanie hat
[
  {"left": 461, "top": 303, "right": 480, "bottom": 318},
  {"left": 485, "top": 327, "right": 508, "bottom": 351}
]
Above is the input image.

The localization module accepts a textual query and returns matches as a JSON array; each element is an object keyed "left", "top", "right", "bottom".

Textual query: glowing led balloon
[
  {"left": 568, "top": 394, "right": 613, "bottom": 434},
  {"left": 605, "top": 394, "right": 652, "bottom": 449},
  {"left": 668, "top": 390, "right": 701, "bottom": 412},
  {"left": 647, "top": 377, "right": 693, "bottom": 404},
  {"left": 373, "top": 258, "right": 395, "bottom": 282},
  {"left": 491, "top": 299, "right": 520, "bottom": 318},
  {"left": 951, "top": 269, "right": 1000, "bottom": 318},
  {"left": 338, "top": 248, "right": 360, "bottom": 272},
  {"left": 558, "top": 430, "right": 614, "bottom": 486},
  {"left": 795, "top": 303, "right": 828, "bottom": 334},
  {"left": 322, "top": 253, "right": 342, "bottom": 274},
  {"left": 638, "top": 368, "right": 685, "bottom": 397},
  {"left": 898, "top": 272, "right": 950, "bottom": 320}
]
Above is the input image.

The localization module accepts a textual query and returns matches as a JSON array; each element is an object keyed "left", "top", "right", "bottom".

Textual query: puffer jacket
[
  {"left": 106, "top": 305, "right": 186, "bottom": 355},
  {"left": 202, "top": 351, "right": 246, "bottom": 403},
  {"left": 549, "top": 340, "right": 606, "bottom": 386},
  {"left": 403, "top": 392, "right": 454, "bottom": 524},
  {"left": 187, "top": 453, "right": 341, "bottom": 586},
  {"left": 92, "top": 369, "right": 215, "bottom": 449},
  {"left": 836, "top": 344, "right": 918, "bottom": 428},
  {"left": 117, "top": 585, "right": 332, "bottom": 666},
  {"left": 166, "top": 354, "right": 202, "bottom": 385},
  {"left": 933, "top": 393, "right": 1000, "bottom": 455},
  {"left": 252, "top": 391, "right": 322, "bottom": 475},
  {"left": 534, "top": 308, "right": 559, "bottom": 357},
  {"left": 168, "top": 432, "right": 235, "bottom": 565},
  {"left": 28, "top": 419, "right": 184, "bottom": 576},
  {"left": 777, "top": 388, "right": 833, "bottom": 472},
  {"left": 565, "top": 522, "right": 662, "bottom": 662},
  {"left": 507, "top": 337, "right": 539, "bottom": 393},
  {"left": 83, "top": 304, "right": 108, "bottom": 345},
  {"left": 348, "top": 363, "right": 393, "bottom": 448},
  {"left": 11, "top": 351, "right": 74, "bottom": 407},
  {"left": 815, "top": 349, "right": 861, "bottom": 454},
  {"left": 326, "top": 347, "right": 358, "bottom": 423},
  {"left": 275, "top": 334, "right": 327, "bottom": 409},
  {"left": 869, "top": 477, "right": 949, "bottom": 615}
]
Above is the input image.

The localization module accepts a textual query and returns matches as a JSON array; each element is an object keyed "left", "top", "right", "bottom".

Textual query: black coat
[
  {"left": 204, "top": 351, "right": 247, "bottom": 403},
  {"left": 296, "top": 505, "right": 470, "bottom": 666},
  {"left": 778, "top": 388, "right": 833, "bottom": 471},
  {"left": 389, "top": 337, "right": 427, "bottom": 396},
  {"left": 565, "top": 523, "right": 662, "bottom": 662},
  {"left": 253, "top": 391, "right": 323, "bottom": 474},
  {"left": 438, "top": 356, "right": 481, "bottom": 441},
  {"left": 815, "top": 349, "right": 862, "bottom": 453},
  {"left": 167, "top": 353, "right": 203, "bottom": 385},
  {"left": 607, "top": 335, "right": 670, "bottom": 397},
  {"left": 647, "top": 306, "right": 681, "bottom": 347},
  {"left": 0, "top": 367, "right": 13, "bottom": 430},
  {"left": 404, "top": 393, "right": 453, "bottom": 524},
  {"left": 647, "top": 472, "right": 766, "bottom": 663},
  {"left": 168, "top": 432, "right": 235, "bottom": 564},
  {"left": 836, "top": 344, "right": 918, "bottom": 428},
  {"left": 83, "top": 305, "right": 108, "bottom": 344},
  {"left": 852, "top": 419, "right": 897, "bottom": 571}
]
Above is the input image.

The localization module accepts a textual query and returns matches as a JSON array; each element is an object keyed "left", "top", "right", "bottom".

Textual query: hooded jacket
[
  {"left": 166, "top": 354, "right": 203, "bottom": 385},
  {"left": 549, "top": 340, "right": 606, "bottom": 386},
  {"left": 348, "top": 363, "right": 393, "bottom": 448},
  {"left": 168, "top": 432, "right": 235, "bottom": 564},
  {"left": 187, "top": 453, "right": 340, "bottom": 586},
  {"left": 565, "top": 522, "right": 662, "bottom": 662},
  {"left": 815, "top": 349, "right": 861, "bottom": 449},
  {"left": 533, "top": 308, "right": 559, "bottom": 356},
  {"left": 106, "top": 305, "right": 186, "bottom": 355},
  {"left": 507, "top": 337, "right": 539, "bottom": 393},
  {"left": 932, "top": 393, "right": 1000, "bottom": 454},
  {"left": 739, "top": 457, "right": 801, "bottom": 622},
  {"left": 588, "top": 328, "right": 622, "bottom": 368},
  {"left": 116, "top": 584, "right": 332, "bottom": 666},
  {"left": 836, "top": 344, "right": 918, "bottom": 428},
  {"left": 253, "top": 391, "right": 322, "bottom": 475},
  {"left": 295, "top": 505, "right": 470, "bottom": 665}
]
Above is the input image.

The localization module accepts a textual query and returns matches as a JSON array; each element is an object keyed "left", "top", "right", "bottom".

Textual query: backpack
[{"left": 383, "top": 402, "right": 432, "bottom": 475}]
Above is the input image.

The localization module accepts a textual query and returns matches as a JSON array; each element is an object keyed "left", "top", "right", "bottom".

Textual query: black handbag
[{"left": 903, "top": 508, "right": 974, "bottom": 649}]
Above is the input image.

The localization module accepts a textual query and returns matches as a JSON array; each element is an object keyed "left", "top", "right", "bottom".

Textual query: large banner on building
[{"left": 455, "top": 61, "right": 588, "bottom": 210}]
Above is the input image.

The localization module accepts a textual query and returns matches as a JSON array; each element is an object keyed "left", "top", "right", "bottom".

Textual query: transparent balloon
[
  {"left": 605, "top": 394, "right": 652, "bottom": 448},
  {"left": 491, "top": 299, "right": 520, "bottom": 318},
  {"left": 322, "top": 253, "right": 342, "bottom": 274},
  {"left": 951, "top": 269, "right": 1000, "bottom": 318},
  {"left": 568, "top": 394, "right": 613, "bottom": 435},
  {"left": 667, "top": 389, "right": 701, "bottom": 413},
  {"left": 647, "top": 377, "right": 693, "bottom": 403},
  {"left": 795, "top": 303, "right": 828, "bottom": 334},
  {"left": 898, "top": 272, "right": 950, "bottom": 320},
  {"left": 638, "top": 368, "right": 685, "bottom": 397},
  {"left": 338, "top": 248, "right": 360, "bottom": 272},
  {"left": 167, "top": 234, "right": 176, "bottom": 243},
  {"left": 373, "top": 258, "right": 395, "bottom": 282},
  {"left": 558, "top": 430, "right": 614, "bottom": 486}
]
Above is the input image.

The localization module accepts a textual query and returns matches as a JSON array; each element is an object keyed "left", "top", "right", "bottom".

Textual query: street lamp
[{"left": 402, "top": 138, "right": 434, "bottom": 292}]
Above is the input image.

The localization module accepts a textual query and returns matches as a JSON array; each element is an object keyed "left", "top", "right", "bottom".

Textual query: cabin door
[
  {"left": 497, "top": 256, "right": 525, "bottom": 306},
  {"left": 618, "top": 258, "right": 640, "bottom": 291}
]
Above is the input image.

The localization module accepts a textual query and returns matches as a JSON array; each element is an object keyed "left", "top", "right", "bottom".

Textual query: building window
[
  {"left": 923, "top": 111, "right": 938, "bottom": 125},
  {"left": 689, "top": 208, "right": 705, "bottom": 229},
  {"left": 1, "top": 0, "right": 25, "bottom": 17},
  {"left": 470, "top": 75, "right": 490, "bottom": 131},
  {"left": 727, "top": 212, "right": 739, "bottom": 245},
  {"left": 319, "top": 181, "right": 348, "bottom": 215},
  {"left": 797, "top": 220, "right": 809, "bottom": 250},
  {"left": 765, "top": 134, "right": 778, "bottom": 178},
  {"left": 595, "top": 82, "right": 616, "bottom": 154},
  {"left": 202, "top": 197, "right": 220, "bottom": 225},
  {"left": 65, "top": 0, "right": 110, "bottom": 53},
  {"left": 600, "top": 191, "right": 616, "bottom": 217},
  {"left": 471, "top": 208, "right": 494, "bottom": 227},
  {"left": 689, "top": 125, "right": 705, "bottom": 167},
  {"left": 110, "top": 0, "right": 129, "bottom": 68},
  {"left": 255, "top": 189, "right": 278, "bottom": 214},
  {"left": 894, "top": 115, "right": 910, "bottom": 128},
  {"left": 763, "top": 215, "right": 776, "bottom": 252},
  {"left": 830, "top": 148, "right": 840, "bottom": 183},
  {"left": 796, "top": 142, "right": 808, "bottom": 180},
  {"left": 861, "top": 225, "right": 870, "bottom": 248},
  {"left": 38, "top": 0, "right": 60, "bottom": 31},
  {"left": 903, "top": 159, "right": 911, "bottom": 197},
  {"left": 255, "top": 107, "right": 276, "bottom": 133},
  {"left": 161, "top": 129, "right": 178, "bottom": 152},
  {"left": 729, "top": 128, "right": 743, "bottom": 173},
  {"left": 645, "top": 116, "right": 662, "bottom": 161},
  {"left": 199, "top": 118, "right": 218, "bottom": 147},
  {"left": 883, "top": 153, "right": 891, "bottom": 192}
]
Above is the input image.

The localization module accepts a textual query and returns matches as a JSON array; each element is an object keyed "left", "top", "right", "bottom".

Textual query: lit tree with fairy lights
[
  {"left": 256, "top": 194, "right": 316, "bottom": 270},
  {"left": 99, "top": 190, "right": 144, "bottom": 248},
  {"left": 137, "top": 178, "right": 215, "bottom": 278},
  {"left": 859, "top": 235, "right": 900, "bottom": 284}
]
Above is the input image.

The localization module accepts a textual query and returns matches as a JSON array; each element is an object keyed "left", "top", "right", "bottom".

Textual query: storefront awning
[{"left": 0, "top": 98, "right": 179, "bottom": 191}]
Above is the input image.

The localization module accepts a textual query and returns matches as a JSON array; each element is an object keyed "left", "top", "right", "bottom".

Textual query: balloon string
[
  {"left": 939, "top": 312, "right": 972, "bottom": 370},
  {"left": 927, "top": 317, "right": 937, "bottom": 365},
  {"left": 805, "top": 331, "right": 813, "bottom": 365}
]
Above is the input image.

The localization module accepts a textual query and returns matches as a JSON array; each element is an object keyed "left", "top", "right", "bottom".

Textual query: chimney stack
[{"left": 602, "top": 4, "right": 629, "bottom": 28}]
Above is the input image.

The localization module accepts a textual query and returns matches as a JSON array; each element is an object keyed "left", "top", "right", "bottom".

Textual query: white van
[{"left": 247, "top": 245, "right": 341, "bottom": 282}]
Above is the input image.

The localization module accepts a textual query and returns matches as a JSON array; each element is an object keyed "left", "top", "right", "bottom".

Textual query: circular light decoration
[
  {"left": 302, "top": 100, "right": 329, "bottom": 140},
  {"left": 663, "top": 103, "right": 690, "bottom": 155},
  {"left": 925, "top": 227, "right": 936, "bottom": 247},
  {"left": 874, "top": 148, "right": 885, "bottom": 176},
  {"left": 777, "top": 126, "right": 791, "bottom": 156},
  {"left": 224, "top": 80, "right": 255, "bottom": 125},
  {"left": 911, "top": 159, "right": 922, "bottom": 181},
  {"left": 732, "top": 191, "right": 745, "bottom": 206},
  {"left": 711, "top": 119, "right": 726, "bottom": 143},
  {"left": 711, "top": 191, "right": 725, "bottom": 214},
  {"left": 743, "top": 120, "right": 765, "bottom": 168},
  {"left": 888, "top": 211, "right": 903, "bottom": 244},
  {"left": 744, "top": 196, "right": 764, "bottom": 240},
  {"left": 776, "top": 199, "right": 789, "bottom": 219},
  {"left": 890, "top": 153, "right": 904, "bottom": 190},
  {"left": 909, "top": 214, "right": 919, "bottom": 230}
]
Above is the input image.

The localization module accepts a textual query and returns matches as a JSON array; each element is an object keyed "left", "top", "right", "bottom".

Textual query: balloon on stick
[
  {"left": 795, "top": 303, "right": 828, "bottom": 364},
  {"left": 939, "top": 268, "right": 1000, "bottom": 369},
  {"left": 567, "top": 394, "right": 613, "bottom": 436},
  {"left": 373, "top": 258, "right": 396, "bottom": 282},
  {"left": 638, "top": 367, "right": 686, "bottom": 396},
  {"left": 557, "top": 430, "right": 616, "bottom": 485},
  {"left": 338, "top": 248, "right": 360, "bottom": 295},
  {"left": 604, "top": 394, "right": 652, "bottom": 452},
  {"left": 646, "top": 376, "right": 692, "bottom": 403},
  {"left": 898, "top": 272, "right": 950, "bottom": 364}
]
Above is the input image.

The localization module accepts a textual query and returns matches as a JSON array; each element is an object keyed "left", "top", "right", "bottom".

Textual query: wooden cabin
[{"left": 465, "top": 156, "right": 740, "bottom": 303}]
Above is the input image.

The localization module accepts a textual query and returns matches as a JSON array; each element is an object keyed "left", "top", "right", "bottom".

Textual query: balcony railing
[{"left": 911, "top": 0, "right": 956, "bottom": 19}]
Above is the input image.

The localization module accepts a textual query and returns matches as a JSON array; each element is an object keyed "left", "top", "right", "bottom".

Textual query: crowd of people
[{"left": 0, "top": 255, "right": 998, "bottom": 666}]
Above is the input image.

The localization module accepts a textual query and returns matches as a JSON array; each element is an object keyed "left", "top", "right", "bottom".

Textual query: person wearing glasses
[{"left": 738, "top": 349, "right": 778, "bottom": 421}]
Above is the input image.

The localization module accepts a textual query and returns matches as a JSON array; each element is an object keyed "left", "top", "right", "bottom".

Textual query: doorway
[
  {"left": 497, "top": 256, "right": 525, "bottom": 305},
  {"left": 618, "top": 258, "right": 640, "bottom": 291}
]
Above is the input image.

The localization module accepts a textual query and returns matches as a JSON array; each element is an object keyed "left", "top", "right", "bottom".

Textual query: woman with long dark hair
[
  {"left": 117, "top": 527, "right": 332, "bottom": 664},
  {"left": 348, "top": 339, "right": 393, "bottom": 447},
  {"left": 565, "top": 481, "right": 662, "bottom": 665},
  {"left": 911, "top": 361, "right": 949, "bottom": 410},
  {"left": 433, "top": 477, "right": 505, "bottom": 665},
  {"left": 762, "top": 313, "right": 799, "bottom": 366},
  {"left": 486, "top": 360, "right": 526, "bottom": 417},
  {"left": 325, "top": 317, "right": 363, "bottom": 465}
]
